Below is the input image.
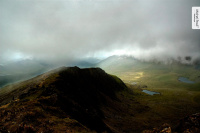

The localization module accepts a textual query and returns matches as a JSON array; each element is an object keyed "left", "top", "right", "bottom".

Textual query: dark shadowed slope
[{"left": 0, "top": 66, "right": 144, "bottom": 132}]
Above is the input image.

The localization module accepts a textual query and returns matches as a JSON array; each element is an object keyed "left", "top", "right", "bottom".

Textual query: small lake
[
  {"left": 142, "top": 90, "right": 160, "bottom": 95},
  {"left": 178, "top": 77, "right": 195, "bottom": 84}
]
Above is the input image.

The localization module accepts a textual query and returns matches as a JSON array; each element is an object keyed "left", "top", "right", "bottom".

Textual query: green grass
[
  {"left": 125, "top": 84, "right": 200, "bottom": 130},
  {"left": 100, "top": 61, "right": 200, "bottom": 130}
]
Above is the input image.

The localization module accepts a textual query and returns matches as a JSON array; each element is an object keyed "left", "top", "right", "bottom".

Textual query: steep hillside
[{"left": 0, "top": 66, "right": 145, "bottom": 132}]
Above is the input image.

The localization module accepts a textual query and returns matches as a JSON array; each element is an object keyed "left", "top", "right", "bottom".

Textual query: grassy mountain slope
[{"left": 0, "top": 66, "right": 147, "bottom": 132}]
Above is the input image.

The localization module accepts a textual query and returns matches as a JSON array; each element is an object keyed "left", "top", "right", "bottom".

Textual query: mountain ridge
[{"left": 0, "top": 66, "right": 138, "bottom": 132}]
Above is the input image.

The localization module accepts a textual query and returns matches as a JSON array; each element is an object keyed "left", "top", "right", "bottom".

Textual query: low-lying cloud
[{"left": 0, "top": 0, "right": 200, "bottom": 64}]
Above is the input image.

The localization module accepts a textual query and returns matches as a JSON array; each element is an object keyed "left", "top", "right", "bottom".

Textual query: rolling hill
[{"left": 96, "top": 55, "right": 200, "bottom": 87}]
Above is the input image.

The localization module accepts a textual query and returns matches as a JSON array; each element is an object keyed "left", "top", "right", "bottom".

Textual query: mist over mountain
[
  {"left": 1, "top": 54, "right": 200, "bottom": 89},
  {"left": 0, "top": 0, "right": 200, "bottom": 65},
  {"left": 0, "top": 57, "right": 100, "bottom": 88}
]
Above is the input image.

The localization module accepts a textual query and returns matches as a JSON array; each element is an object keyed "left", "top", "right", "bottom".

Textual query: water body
[
  {"left": 142, "top": 90, "right": 160, "bottom": 95},
  {"left": 178, "top": 77, "right": 195, "bottom": 84},
  {"left": 195, "top": 65, "right": 200, "bottom": 70}
]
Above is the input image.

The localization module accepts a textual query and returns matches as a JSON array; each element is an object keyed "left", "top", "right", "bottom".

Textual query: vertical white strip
[{"left": 192, "top": 7, "right": 200, "bottom": 29}]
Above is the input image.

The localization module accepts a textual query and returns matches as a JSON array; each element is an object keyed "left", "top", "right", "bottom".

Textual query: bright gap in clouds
[{"left": 8, "top": 52, "right": 33, "bottom": 62}]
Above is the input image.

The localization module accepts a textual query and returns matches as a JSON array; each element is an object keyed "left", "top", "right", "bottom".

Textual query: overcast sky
[{"left": 0, "top": 0, "right": 200, "bottom": 64}]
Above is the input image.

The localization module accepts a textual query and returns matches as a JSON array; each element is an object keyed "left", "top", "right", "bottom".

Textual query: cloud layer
[{"left": 0, "top": 0, "right": 200, "bottom": 64}]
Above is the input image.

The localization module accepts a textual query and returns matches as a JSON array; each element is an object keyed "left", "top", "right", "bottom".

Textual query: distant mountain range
[{"left": 1, "top": 55, "right": 200, "bottom": 88}]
